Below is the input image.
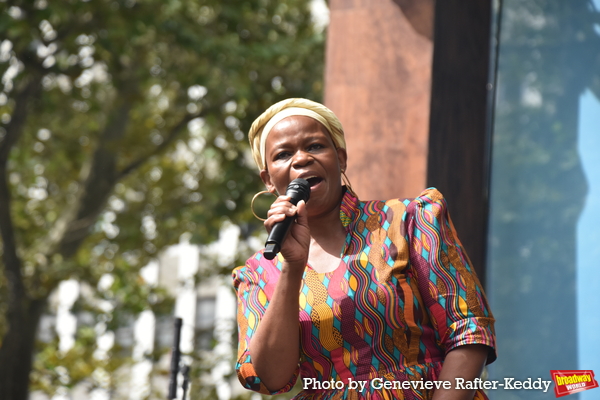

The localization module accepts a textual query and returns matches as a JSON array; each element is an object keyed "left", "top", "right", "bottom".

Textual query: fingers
[
  {"left": 262, "top": 196, "right": 310, "bottom": 266},
  {"left": 264, "top": 196, "right": 298, "bottom": 231},
  {"left": 295, "top": 200, "right": 308, "bottom": 227}
]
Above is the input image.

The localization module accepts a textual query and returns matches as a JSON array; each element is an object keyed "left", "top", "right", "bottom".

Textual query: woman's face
[{"left": 260, "top": 115, "right": 347, "bottom": 218}]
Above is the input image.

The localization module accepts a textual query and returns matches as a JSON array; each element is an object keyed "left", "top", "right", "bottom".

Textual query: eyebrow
[{"left": 272, "top": 133, "right": 330, "bottom": 147}]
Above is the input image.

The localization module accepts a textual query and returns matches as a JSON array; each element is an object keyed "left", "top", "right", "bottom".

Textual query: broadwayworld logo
[{"left": 550, "top": 370, "right": 599, "bottom": 397}]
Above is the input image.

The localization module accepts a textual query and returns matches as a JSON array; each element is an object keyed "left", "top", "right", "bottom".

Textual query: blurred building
[{"left": 34, "top": 224, "right": 248, "bottom": 400}]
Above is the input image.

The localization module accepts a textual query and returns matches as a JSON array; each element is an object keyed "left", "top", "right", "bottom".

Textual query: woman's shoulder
[
  {"left": 403, "top": 187, "right": 449, "bottom": 215},
  {"left": 232, "top": 251, "right": 265, "bottom": 286},
  {"left": 359, "top": 187, "right": 447, "bottom": 215},
  {"left": 341, "top": 188, "right": 446, "bottom": 232},
  {"left": 411, "top": 187, "right": 446, "bottom": 203},
  {"left": 380, "top": 187, "right": 447, "bottom": 214},
  {"left": 232, "top": 251, "right": 281, "bottom": 289}
]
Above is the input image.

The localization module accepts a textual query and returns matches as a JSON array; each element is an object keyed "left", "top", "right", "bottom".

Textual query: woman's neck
[
  {"left": 307, "top": 206, "right": 347, "bottom": 273},
  {"left": 307, "top": 202, "right": 345, "bottom": 240}
]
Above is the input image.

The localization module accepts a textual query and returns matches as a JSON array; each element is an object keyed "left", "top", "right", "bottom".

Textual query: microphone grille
[{"left": 287, "top": 178, "right": 311, "bottom": 202}]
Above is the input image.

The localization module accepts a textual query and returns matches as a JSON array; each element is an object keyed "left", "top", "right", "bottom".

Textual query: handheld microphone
[{"left": 263, "top": 178, "right": 311, "bottom": 260}]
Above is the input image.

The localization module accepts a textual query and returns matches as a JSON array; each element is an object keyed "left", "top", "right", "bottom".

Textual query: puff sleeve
[
  {"left": 232, "top": 258, "right": 300, "bottom": 394},
  {"left": 406, "top": 188, "right": 496, "bottom": 363}
]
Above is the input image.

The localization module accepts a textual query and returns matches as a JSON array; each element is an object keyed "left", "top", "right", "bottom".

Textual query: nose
[{"left": 291, "top": 149, "right": 314, "bottom": 168}]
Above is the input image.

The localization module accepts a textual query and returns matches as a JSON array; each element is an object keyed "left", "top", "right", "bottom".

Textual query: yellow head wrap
[{"left": 248, "top": 98, "right": 346, "bottom": 170}]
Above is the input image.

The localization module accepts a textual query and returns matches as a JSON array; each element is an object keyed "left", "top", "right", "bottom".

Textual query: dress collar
[{"left": 339, "top": 186, "right": 360, "bottom": 228}]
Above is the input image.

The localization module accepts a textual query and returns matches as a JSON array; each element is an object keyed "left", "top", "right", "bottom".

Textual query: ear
[
  {"left": 259, "top": 169, "right": 276, "bottom": 194},
  {"left": 337, "top": 147, "right": 348, "bottom": 173}
]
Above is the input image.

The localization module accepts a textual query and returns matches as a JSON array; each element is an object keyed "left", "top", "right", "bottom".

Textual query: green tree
[{"left": 0, "top": 0, "right": 324, "bottom": 398}]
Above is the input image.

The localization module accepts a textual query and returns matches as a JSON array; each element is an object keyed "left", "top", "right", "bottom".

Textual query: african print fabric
[{"left": 233, "top": 188, "right": 496, "bottom": 399}]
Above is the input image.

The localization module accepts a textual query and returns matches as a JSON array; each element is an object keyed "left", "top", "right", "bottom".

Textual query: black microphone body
[{"left": 264, "top": 178, "right": 311, "bottom": 260}]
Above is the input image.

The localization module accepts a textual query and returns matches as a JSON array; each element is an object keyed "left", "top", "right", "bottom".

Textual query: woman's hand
[{"left": 265, "top": 195, "right": 310, "bottom": 268}]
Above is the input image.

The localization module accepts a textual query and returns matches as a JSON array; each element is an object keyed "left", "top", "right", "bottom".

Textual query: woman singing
[{"left": 233, "top": 98, "right": 496, "bottom": 399}]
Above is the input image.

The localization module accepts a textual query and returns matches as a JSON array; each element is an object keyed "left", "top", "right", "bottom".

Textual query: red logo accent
[{"left": 550, "top": 370, "right": 599, "bottom": 397}]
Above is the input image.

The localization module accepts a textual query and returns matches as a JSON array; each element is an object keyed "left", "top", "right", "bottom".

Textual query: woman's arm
[
  {"left": 247, "top": 198, "right": 310, "bottom": 391},
  {"left": 247, "top": 262, "right": 303, "bottom": 391},
  {"left": 406, "top": 190, "right": 496, "bottom": 398},
  {"left": 432, "top": 344, "right": 490, "bottom": 400}
]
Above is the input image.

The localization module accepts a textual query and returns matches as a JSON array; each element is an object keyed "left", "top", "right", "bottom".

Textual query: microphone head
[{"left": 286, "top": 178, "right": 311, "bottom": 203}]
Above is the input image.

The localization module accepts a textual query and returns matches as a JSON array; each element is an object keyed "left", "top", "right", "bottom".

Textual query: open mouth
[{"left": 305, "top": 177, "right": 323, "bottom": 188}]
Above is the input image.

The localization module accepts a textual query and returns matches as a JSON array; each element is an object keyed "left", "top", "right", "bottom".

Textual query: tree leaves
[{"left": 0, "top": 0, "right": 324, "bottom": 397}]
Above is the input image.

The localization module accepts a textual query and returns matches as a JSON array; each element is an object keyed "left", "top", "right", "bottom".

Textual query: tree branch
[
  {"left": 0, "top": 76, "right": 40, "bottom": 307},
  {"left": 118, "top": 111, "right": 202, "bottom": 179},
  {"left": 55, "top": 103, "right": 131, "bottom": 259}
]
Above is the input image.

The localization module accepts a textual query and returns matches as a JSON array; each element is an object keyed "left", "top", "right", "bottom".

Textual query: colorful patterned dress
[{"left": 233, "top": 188, "right": 496, "bottom": 399}]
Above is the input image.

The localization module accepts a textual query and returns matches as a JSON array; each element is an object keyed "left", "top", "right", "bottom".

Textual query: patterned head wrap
[{"left": 248, "top": 98, "right": 346, "bottom": 170}]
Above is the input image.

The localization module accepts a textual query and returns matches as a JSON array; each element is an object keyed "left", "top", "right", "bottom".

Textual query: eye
[
  {"left": 274, "top": 151, "right": 291, "bottom": 161},
  {"left": 307, "top": 143, "right": 324, "bottom": 151}
]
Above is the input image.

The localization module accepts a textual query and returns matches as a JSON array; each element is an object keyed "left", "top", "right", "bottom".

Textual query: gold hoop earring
[
  {"left": 342, "top": 171, "right": 357, "bottom": 198},
  {"left": 251, "top": 190, "right": 277, "bottom": 221}
]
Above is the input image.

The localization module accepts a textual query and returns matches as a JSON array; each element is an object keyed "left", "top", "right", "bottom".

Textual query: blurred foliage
[{"left": 0, "top": 0, "right": 324, "bottom": 398}]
